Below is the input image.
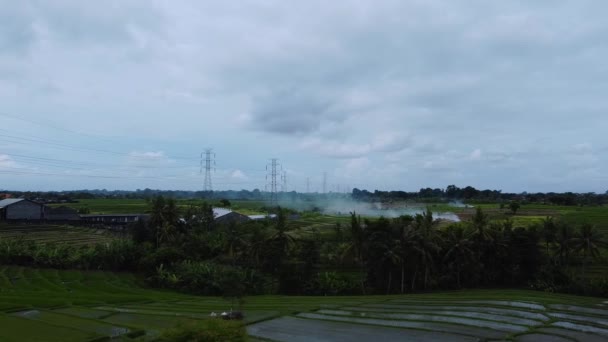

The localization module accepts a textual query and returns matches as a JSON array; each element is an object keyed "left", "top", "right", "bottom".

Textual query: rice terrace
[{"left": 1, "top": 266, "right": 608, "bottom": 341}]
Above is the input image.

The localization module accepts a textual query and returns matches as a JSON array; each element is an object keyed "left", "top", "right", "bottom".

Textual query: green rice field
[
  {"left": 48, "top": 199, "right": 267, "bottom": 215},
  {"left": 1, "top": 266, "right": 607, "bottom": 341},
  {"left": 0, "top": 224, "right": 119, "bottom": 245}
]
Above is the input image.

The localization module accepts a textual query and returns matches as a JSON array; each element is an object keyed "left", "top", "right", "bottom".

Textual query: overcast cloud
[{"left": 0, "top": 0, "right": 607, "bottom": 192}]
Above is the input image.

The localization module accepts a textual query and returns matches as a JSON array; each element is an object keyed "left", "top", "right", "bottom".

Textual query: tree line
[{"left": 353, "top": 185, "right": 608, "bottom": 206}]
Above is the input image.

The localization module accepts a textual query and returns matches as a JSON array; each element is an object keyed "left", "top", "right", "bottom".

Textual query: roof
[
  {"left": 213, "top": 208, "right": 233, "bottom": 218},
  {"left": 80, "top": 214, "right": 148, "bottom": 218},
  {"left": 0, "top": 198, "right": 26, "bottom": 208},
  {"left": 248, "top": 214, "right": 277, "bottom": 220}
]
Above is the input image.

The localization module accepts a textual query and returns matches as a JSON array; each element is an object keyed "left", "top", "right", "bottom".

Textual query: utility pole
[
  {"left": 306, "top": 177, "right": 310, "bottom": 193},
  {"left": 266, "top": 158, "right": 280, "bottom": 206},
  {"left": 201, "top": 149, "right": 215, "bottom": 192},
  {"left": 323, "top": 172, "right": 327, "bottom": 194}
]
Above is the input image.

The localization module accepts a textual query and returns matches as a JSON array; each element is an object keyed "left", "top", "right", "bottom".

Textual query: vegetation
[
  {"left": 158, "top": 320, "right": 247, "bottom": 342},
  {"left": 0, "top": 266, "right": 606, "bottom": 341},
  {"left": 1, "top": 191, "right": 608, "bottom": 340},
  {"left": 2, "top": 196, "right": 605, "bottom": 298}
]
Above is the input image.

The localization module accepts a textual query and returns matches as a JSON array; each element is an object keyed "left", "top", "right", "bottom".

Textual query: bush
[
  {"left": 152, "top": 260, "right": 274, "bottom": 296},
  {"left": 157, "top": 320, "right": 247, "bottom": 342}
]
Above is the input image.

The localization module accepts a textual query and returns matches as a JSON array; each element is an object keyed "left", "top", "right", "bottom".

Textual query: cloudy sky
[{"left": 1, "top": 0, "right": 607, "bottom": 193}]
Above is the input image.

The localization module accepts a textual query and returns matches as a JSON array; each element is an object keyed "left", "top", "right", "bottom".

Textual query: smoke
[
  {"left": 278, "top": 196, "right": 460, "bottom": 222},
  {"left": 448, "top": 200, "right": 473, "bottom": 208}
]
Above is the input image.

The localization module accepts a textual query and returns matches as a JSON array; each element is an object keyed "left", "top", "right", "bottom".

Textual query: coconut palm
[
  {"left": 411, "top": 210, "right": 441, "bottom": 290},
  {"left": 442, "top": 225, "right": 475, "bottom": 288},
  {"left": 262, "top": 209, "right": 296, "bottom": 272},
  {"left": 554, "top": 223, "right": 575, "bottom": 266},
  {"left": 540, "top": 216, "right": 557, "bottom": 256},
  {"left": 571, "top": 223, "right": 606, "bottom": 279},
  {"left": 396, "top": 215, "right": 416, "bottom": 293},
  {"left": 471, "top": 207, "right": 492, "bottom": 242}
]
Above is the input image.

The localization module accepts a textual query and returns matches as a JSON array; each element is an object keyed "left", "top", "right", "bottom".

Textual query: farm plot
[
  {"left": 2, "top": 266, "right": 608, "bottom": 341},
  {"left": 0, "top": 224, "right": 118, "bottom": 245},
  {"left": 248, "top": 297, "right": 608, "bottom": 342}
]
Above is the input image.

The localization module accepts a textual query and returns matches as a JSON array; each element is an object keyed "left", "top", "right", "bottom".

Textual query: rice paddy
[
  {"left": 0, "top": 224, "right": 119, "bottom": 245},
  {"left": 0, "top": 266, "right": 607, "bottom": 341}
]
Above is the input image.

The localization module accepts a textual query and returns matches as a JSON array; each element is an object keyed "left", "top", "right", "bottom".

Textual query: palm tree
[
  {"left": 442, "top": 225, "right": 475, "bottom": 288},
  {"left": 339, "top": 212, "right": 367, "bottom": 293},
  {"left": 540, "top": 216, "right": 557, "bottom": 256},
  {"left": 263, "top": 208, "right": 296, "bottom": 272},
  {"left": 348, "top": 212, "right": 365, "bottom": 263},
  {"left": 224, "top": 222, "right": 246, "bottom": 265},
  {"left": 555, "top": 223, "right": 575, "bottom": 266},
  {"left": 571, "top": 223, "right": 606, "bottom": 280},
  {"left": 471, "top": 207, "right": 492, "bottom": 242},
  {"left": 411, "top": 209, "right": 441, "bottom": 290},
  {"left": 382, "top": 242, "right": 401, "bottom": 294},
  {"left": 396, "top": 215, "right": 416, "bottom": 293}
]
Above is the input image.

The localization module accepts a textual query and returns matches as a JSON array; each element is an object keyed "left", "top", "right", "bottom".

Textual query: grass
[
  {"left": 0, "top": 224, "right": 119, "bottom": 246},
  {"left": 0, "top": 266, "right": 607, "bottom": 341},
  {"left": 48, "top": 199, "right": 268, "bottom": 215}
]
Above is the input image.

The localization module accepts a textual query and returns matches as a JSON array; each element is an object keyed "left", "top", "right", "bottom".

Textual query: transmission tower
[
  {"left": 201, "top": 149, "right": 215, "bottom": 192},
  {"left": 281, "top": 171, "right": 287, "bottom": 192},
  {"left": 265, "top": 158, "right": 280, "bottom": 206},
  {"left": 323, "top": 172, "right": 327, "bottom": 194}
]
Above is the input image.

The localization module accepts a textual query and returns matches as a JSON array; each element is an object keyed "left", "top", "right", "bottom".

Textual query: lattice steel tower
[
  {"left": 266, "top": 158, "right": 280, "bottom": 206},
  {"left": 201, "top": 149, "right": 215, "bottom": 192},
  {"left": 281, "top": 171, "right": 287, "bottom": 192}
]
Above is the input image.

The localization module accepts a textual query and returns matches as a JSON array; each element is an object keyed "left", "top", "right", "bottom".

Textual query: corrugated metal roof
[
  {"left": 248, "top": 214, "right": 277, "bottom": 220},
  {"left": 0, "top": 198, "right": 26, "bottom": 208},
  {"left": 80, "top": 214, "right": 147, "bottom": 217},
  {"left": 213, "top": 208, "right": 232, "bottom": 218}
]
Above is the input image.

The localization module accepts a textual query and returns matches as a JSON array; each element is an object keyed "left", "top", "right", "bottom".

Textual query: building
[
  {"left": 248, "top": 214, "right": 277, "bottom": 221},
  {"left": 213, "top": 208, "right": 251, "bottom": 225},
  {"left": 80, "top": 214, "right": 149, "bottom": 226},
  {"left": 44, "top": 206, "right": 80, "bottom": 221},
  {"left": 0, "top": 199, "right": 44, "bottom": 220}
]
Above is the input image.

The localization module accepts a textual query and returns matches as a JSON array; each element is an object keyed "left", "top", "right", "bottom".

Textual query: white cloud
[
  {"left": 129, "top": 151, "right": 166, "bottom": 159},
  {"left": 230, "top": 169, "right": 248, "bottom": 180},
  {"left": 0, "top": 154, "right": 18, "bottom": 169},
  {"left": 469, "top": 149, "right": 482, "bottom": 161}
]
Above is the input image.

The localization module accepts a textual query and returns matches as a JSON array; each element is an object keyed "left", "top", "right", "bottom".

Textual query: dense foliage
[{"left": 1, "top": 196, "right": 606, "bottom": 298}]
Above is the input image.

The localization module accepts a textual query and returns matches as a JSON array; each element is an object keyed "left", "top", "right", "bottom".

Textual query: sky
[{"left": 1, "top": 0, "right": 607, "bottom": 193}]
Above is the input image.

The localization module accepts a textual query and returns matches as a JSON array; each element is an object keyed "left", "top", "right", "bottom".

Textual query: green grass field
[
  {"left": 1, "top": 266, "right": 607, "bottom": 341},
  {"left": 49, "top": 199, "right": 267, "bottom": 215},
  {"left": 0, "top": 224, "right": 119, "bottom": 246}
]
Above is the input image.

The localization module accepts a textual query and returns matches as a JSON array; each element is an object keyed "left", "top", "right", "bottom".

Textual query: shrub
[{"left": 157, "top": 320, "right": 247, "bottom": 342}]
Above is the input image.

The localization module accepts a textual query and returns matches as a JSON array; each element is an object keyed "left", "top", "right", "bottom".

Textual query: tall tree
[
  {"left": 571, "top": 223, "right": 606, "bottom": 280},
  {"left": 442, "top": 224, "right": 474, "bottom": 288},
  {"left": 540, "top": 216, "right": 557, "bottom": 256},
  {"left": 555, "top": 223, "right": 575, "bottom": 266}
]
